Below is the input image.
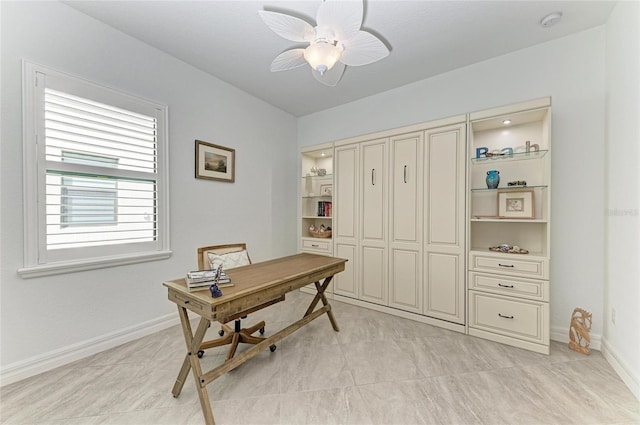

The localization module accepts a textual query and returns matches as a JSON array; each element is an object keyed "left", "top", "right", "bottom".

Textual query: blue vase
[{"left": 486, "top": 170, "right": 500, "bottom": 189}]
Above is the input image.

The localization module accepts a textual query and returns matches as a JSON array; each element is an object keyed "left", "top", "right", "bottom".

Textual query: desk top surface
[{"left": 164, "top": 253, "right": 346, "bottom": 306}]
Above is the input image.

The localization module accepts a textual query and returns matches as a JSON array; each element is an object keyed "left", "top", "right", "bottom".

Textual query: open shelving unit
[
  {"left": 300, "top": 143, "right": 334, "bottom": 256},
  {"left": 467, "top": 97, "right": 552, "bottom": 354}
]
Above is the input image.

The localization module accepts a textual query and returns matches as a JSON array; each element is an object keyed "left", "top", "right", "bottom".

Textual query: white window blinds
[{"left": 44, "top": 89, "right": 158, "bottom": 250}]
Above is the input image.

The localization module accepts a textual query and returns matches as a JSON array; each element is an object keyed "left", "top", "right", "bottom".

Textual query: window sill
[{"left": 17, "top": 250, "right": 173, "bottom": 279}]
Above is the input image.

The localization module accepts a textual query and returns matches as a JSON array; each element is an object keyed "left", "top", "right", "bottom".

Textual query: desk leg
[
  {"left": 304, "top": 276, "right": 339, "bottom": 332},
  {"left": 174, "top": 306, "right": 216, "bottom": 425}
]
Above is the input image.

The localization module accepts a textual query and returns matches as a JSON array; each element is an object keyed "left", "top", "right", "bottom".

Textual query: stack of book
[
  {"left": 317, "top": 201, "right": 332, "bottom": 217},
  {"left": 185, "top": 269, "right": 233, "bottom": 292}
]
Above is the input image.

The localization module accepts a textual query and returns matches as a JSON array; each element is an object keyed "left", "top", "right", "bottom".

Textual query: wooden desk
[{"left": 164, "top": 253, "right": 346, "bottom": 425}]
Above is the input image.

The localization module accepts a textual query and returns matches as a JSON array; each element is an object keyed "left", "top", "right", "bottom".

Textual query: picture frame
[
  {"left": 497, "top": 189, "right": 535, "bottom": 219},
  {"left": 320, "top": 184, "right": 332, "bottom": 196},
  {"left": 195, "top": 140, "right": 235, "bottom": 182}
]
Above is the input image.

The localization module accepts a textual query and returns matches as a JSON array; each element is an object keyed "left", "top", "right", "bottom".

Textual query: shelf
[
  {"left": 470, "top": 185, "right": 547, "bottom": 192},
  {"left": 302, "top": 215, "right": 332, "bottom": 219},
  {"left": 471, "top": 218, "right": 547, "bottom": 223},
  {"left": 301, "top": 174, "right": 333, "bottom": 179},
  {"left": 302, "top": 195, "right": 332, "bottom": 198},
  {"left": 471, "top": 150, "right": 548, "bottom": 164},
  {"left": 470, "top": 248, "right": 547, "bottom": 259}
]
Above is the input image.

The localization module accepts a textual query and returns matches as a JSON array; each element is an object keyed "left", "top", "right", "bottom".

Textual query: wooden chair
[{"left": 196, "top": 243, "right": 282, "bottom": 360}]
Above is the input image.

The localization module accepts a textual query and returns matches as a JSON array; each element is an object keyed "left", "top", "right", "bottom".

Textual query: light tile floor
[{"left": 2, "top": 291, "right": 639, "bottom": 425}]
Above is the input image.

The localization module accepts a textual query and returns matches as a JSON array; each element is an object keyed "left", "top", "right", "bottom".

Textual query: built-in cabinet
[
  {"left": 332, "top": 116, "right": 467, "bottom": 332},
  {"left": 300, "top": 144, "right": 334, "bottom": 294},
  {"left": 300, "top": 98, "right": 551, "bottom": 353},
  {"left": 467, "top": 97, "right": 551, "bottom": 354}
]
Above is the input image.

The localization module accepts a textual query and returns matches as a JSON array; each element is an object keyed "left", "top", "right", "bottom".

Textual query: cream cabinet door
[
  {"left": 333, "top": 144, "right": 359, "bottom": 298},
  {"left": 359, "top": 139, "right": 388, "bottom": 305},
  {"left": 389, "top": 132, "right": 423, "bottom": 312},
  {"left": 334, "top": 243, "right": 358, "bottom": 298},
  {"left": 423, "top": 123, "right": 466, "bottom": 324}
]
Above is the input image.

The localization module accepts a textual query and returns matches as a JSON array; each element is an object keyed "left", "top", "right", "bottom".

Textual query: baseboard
[
  {"left": 0, "top": 312, "right": 179, "bottom": 387},
  {"left": 601, "top": 337, "right": 640, "bottom": 401},
  {"left": 550, "top": 325, "right": 602, "bottom": 350}
]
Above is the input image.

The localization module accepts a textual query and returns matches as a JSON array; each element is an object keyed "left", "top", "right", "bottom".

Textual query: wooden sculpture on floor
[{"left": 569, "top": 307, "right": 592, "bottom": 355}]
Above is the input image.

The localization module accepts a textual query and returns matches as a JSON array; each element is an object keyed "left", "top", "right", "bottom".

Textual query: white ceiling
[{"left": 64, "top": 0, "right": 616, "bottom": 116}]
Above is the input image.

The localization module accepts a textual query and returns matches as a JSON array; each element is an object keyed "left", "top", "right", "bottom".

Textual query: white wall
[
  {"left": 604, "top": 1, "right": 640, "bottom": 399},
  {"left": 0, "top": 1, "right": 298, "bottom": 383},
  {"left": 299, "top": 28, "right": 608, "bottom": 346}
]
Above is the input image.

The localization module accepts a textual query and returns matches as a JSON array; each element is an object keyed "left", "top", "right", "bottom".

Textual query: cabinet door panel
[
  {"left": 391, "top": 134, "right": 422, "bottom": 243},
  {"left": 425, "top": 252, "right": 464, "bottom": 323},
  {"left": 334, "top": 243, "right": 357, "bottom": 298},
  {"left": 389, "top": 248, "right": 421, "bottom": 312},
  {"left": 424, "top": 123, "right": 466, "bottom": 324},
  {"left": 361, "top": 140, "right": 386, "bottom": 242},
  {"left": 426, "top": 128, "right": 463, "bottom": 246},
  {"left": 335, "top": 145, "right": 358, "bottom": 240},
  {"left": 360, "top": 245, "right": 386, "bottom": 305}
]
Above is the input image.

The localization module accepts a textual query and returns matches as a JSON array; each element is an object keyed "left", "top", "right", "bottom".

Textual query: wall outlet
[{"left": 611, "top": 307, "right": 616, "bottom": 324}]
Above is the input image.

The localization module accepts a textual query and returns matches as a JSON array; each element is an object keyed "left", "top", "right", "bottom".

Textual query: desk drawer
[
  {"left": 470, "top": 272, "right": 549, "bottom": 301},
  {"left": 302, "top": 238, "right": 332, "bottom": 254},
  {"left": 469, "top": 291, "right": 548, "bottom": 344},
  {"left": 470, "top": 252, "right": 548, "bottom": 279},
  {"left": 169, "top": 290, "right": 210, "bottom": 318}
]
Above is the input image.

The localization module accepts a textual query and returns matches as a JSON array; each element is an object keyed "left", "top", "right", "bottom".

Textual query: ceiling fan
[{"left": 258, "top": 0, "right": 390, "bottom": 87}]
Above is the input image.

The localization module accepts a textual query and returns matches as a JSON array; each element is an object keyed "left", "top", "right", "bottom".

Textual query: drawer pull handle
[
  {"left": 184, "top": 300, "right": 190, "bottom": 304},
  {"left": 498, "top": 283, "right": 514, "bottom": 288},
  {"left": 311, "top": 244, "right": 319, "bottom": 247},
  {"left": 498, "top": 263, "right": 514, "bottom": 268},
  {"left": 404, "top": 165, "right": 408, "bottom": 183},
  {"left": 498, "top": 313, "right": 514, "bottom": 319}
]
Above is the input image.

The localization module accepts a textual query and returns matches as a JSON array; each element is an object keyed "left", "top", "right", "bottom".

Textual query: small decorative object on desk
[
  {"left": 209, "top": 264, "right": 224, "bottom": 298},
  {"left": 569, "top": 308, "right": 592, "bottom": 355},
  {"left": 486, "top": 170, "right": 500, "bottom": 189},
  {"left": 489, "top": 244, "right": 529, "bottom": 254}
]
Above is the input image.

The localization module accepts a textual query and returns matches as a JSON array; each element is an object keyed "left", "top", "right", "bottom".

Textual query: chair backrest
[{"left": 197, "top": 243, "right": 252, "bottom": 271}]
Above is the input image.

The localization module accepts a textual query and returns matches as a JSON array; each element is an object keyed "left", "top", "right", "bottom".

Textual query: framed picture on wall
[
  {"left": 195, "top": 140, "right": 235, "bottom": 182},
  {"left": 320, "top": 184, "right": 332, "bottom": 196},
  {"left": 497, "top": 189, "right": 535, "bottom": 219}
]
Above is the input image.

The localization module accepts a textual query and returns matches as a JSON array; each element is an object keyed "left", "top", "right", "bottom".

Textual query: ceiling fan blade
[
  {"left": 271, "top": 49, "right": 307, "bottom": 72},
  {"left": 340, "top": 30, "right": 389, "bottom": 66},
  {"left": 258, "top": 10, "right": 315, "bottom": 42},
  {"left": 316, "top": 0, "right": 362, "bottom": 42},
  {"left": 312, "top": 62, "right": 346, "bottom": 87}
]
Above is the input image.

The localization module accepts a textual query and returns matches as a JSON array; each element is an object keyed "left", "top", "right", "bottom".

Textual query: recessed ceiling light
[
  {"left": 321, "top": 153, "right": 326, "bottom": 157},
  {"left": 503, "top": 119, "right": 512, "bottom": 125},
  {"left": 540, "top": 12, "right": 563, "bottom": 28}
]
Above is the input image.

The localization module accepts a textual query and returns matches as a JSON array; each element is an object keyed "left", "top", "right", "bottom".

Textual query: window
[
  {"left": 60, "top": 152, "right": 118, "bottom": 229},
  {"left": 20, "top": 62, "right": 170, "bottom": 277}
]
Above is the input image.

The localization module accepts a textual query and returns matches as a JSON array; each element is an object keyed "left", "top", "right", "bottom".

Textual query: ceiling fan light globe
[{"left": 304, "top": 42, "right": 341, "bottom": 75}]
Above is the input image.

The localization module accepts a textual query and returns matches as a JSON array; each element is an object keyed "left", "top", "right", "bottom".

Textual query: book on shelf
[{"left": 317, "top": 201, "right": 332, "bottom": 217}]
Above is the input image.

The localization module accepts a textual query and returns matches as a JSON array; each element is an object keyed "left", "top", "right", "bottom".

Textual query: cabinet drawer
[
  {"left": 302, "top": 238, "right": 332, "bottom": 254},
  {"left": 469, "top": 291, "right": 548, "bottom": 344},
  {"left": 470, "top": 252, "right": 548, "bottom": 279},
  {"left": 469, "top": 272, "right": 549, "bottom": 301}
]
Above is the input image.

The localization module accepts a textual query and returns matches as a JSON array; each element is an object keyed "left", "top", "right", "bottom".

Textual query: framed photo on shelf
[
  {"left": 497, "top": 189, "right": 535, "bottom": 219},
  {"left": 320, "top": 184, "right": 332, "bottom": 196},
  {"left": 195, "top": 140, "right": 235, "bottom": 182}
]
